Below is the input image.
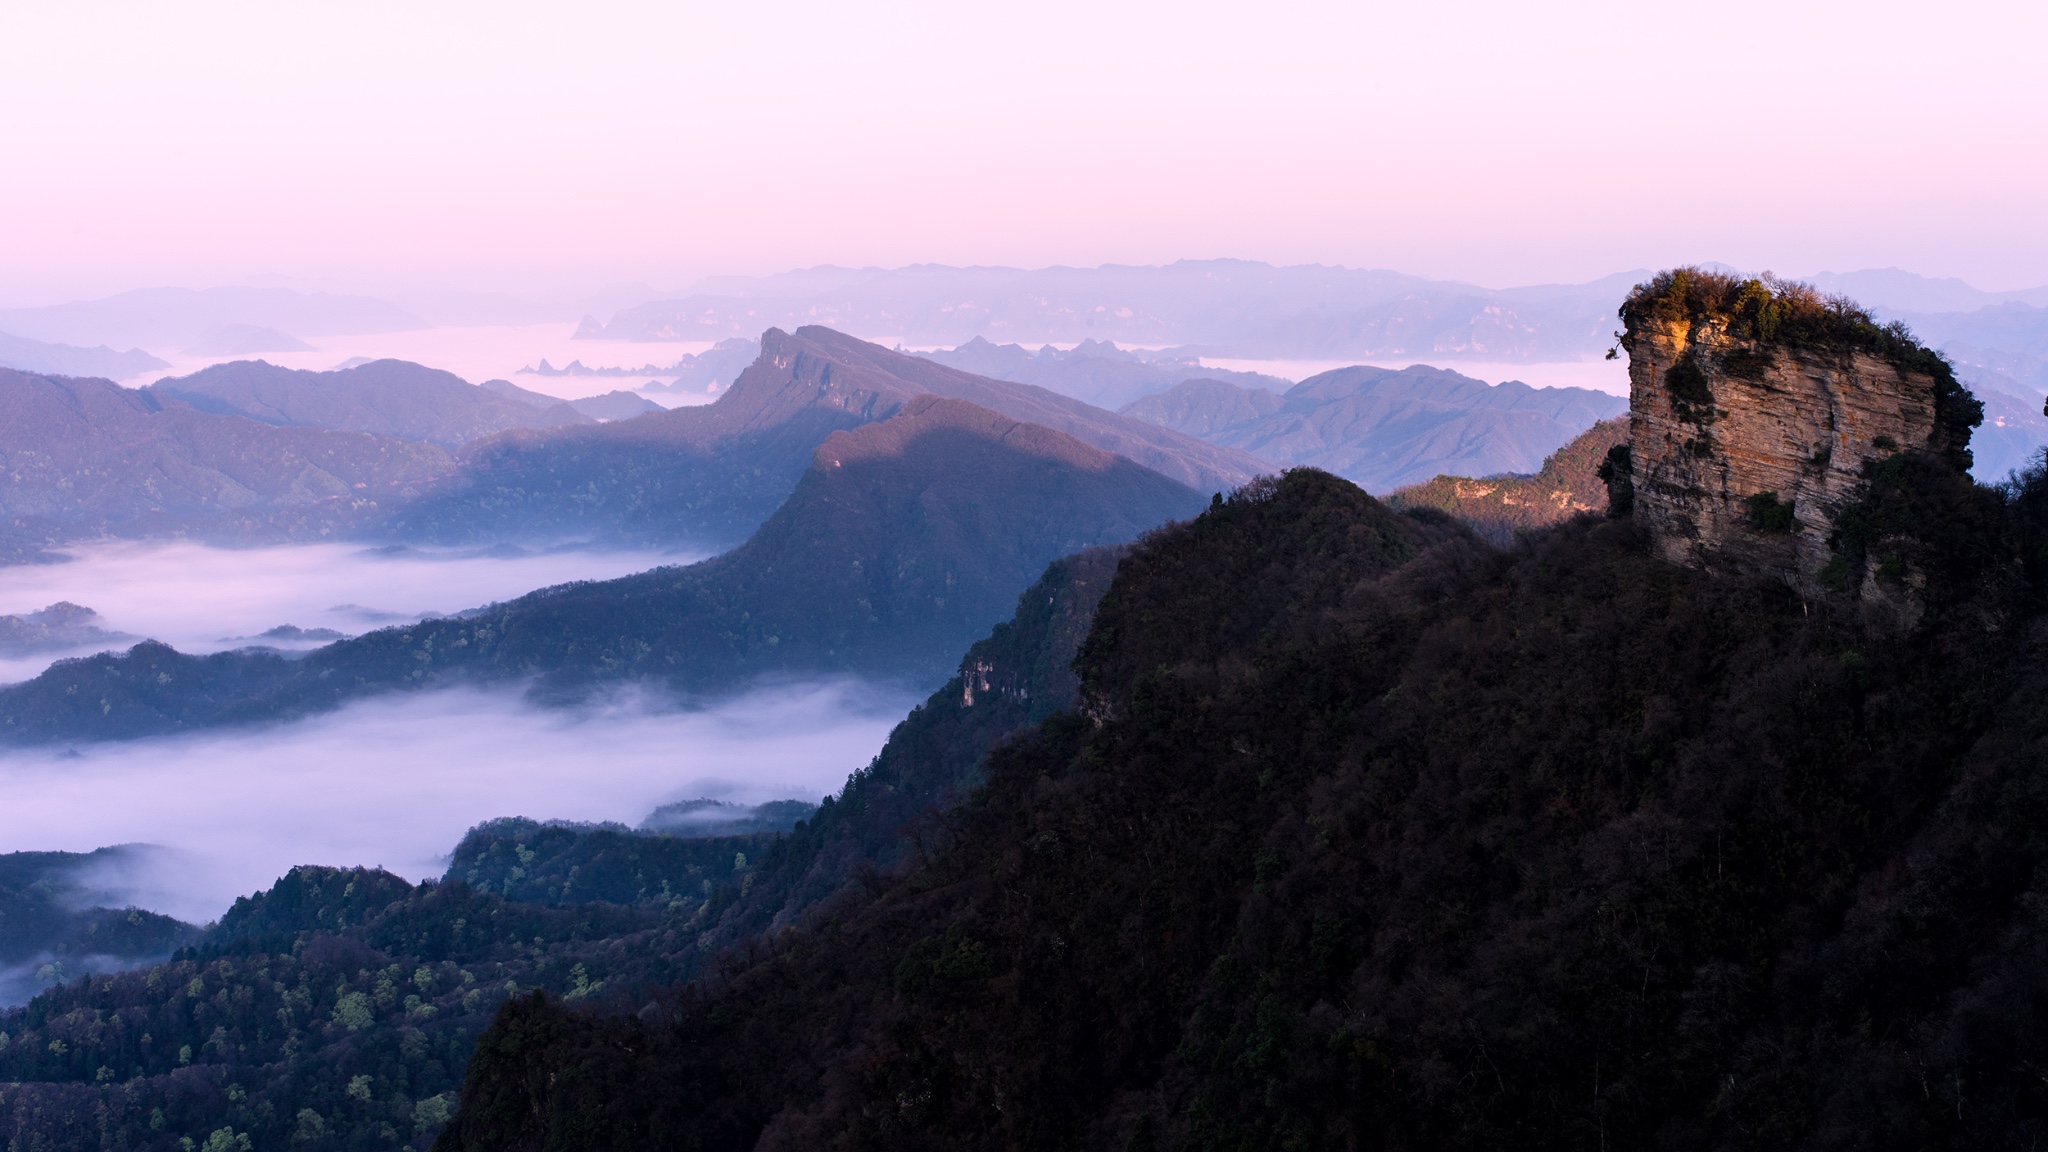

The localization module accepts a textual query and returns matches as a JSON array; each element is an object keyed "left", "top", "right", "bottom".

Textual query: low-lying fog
[
  {"left": 0, "top": 539, "right": 695, "bottom": 682},
  {"left": 0, "top": 679, "right": 914, "bottom": 925},
  {"left": 0, "top": 539, "right": 921, "bottom": 934}
]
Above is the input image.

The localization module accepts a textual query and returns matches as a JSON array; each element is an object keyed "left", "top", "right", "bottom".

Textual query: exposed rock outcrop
[{"left": 1618, "top": 270, "right": 1981, "bottom": 589}]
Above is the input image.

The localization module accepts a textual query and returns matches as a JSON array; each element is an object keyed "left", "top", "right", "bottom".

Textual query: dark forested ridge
[
  {"left": 0, "top": 396, "right": 1195, "bottom": 743},
  {"left": 431, "top": 437, "right": 2048, "bottom": 1150},
  {"left": 0, "top": 545, "right": 1126, "bottom": 1151}
]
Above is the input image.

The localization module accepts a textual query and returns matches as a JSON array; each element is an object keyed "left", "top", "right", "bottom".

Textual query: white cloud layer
[
  {"left": 0, "top": 540, "right": 695, "bottom": 683},
  {"left": 0, "top": 679, "right": 914, "bottom": 925},
  {"left": 0, "top": 540, "right": 918, "bottom": 927}
]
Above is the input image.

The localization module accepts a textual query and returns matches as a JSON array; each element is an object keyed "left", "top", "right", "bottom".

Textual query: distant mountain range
[
  {"left": 915, "top": 336, "right": 1290, "bottom": 410},
  {"left": 0, "top": 367, "right": 453, "bottom": 560},
  {"left": 0, "top": 329, "right": 167, "bottom": 380},
  {"left": 1119, "top": 365, "right": 1626, "bottom": 491},
  {"left": 386, "top": 326, "right": 1262, "bottom": 551},
  {"left": 1901, "top": 306, "right": 2048, "bottom": 394},
  {"left": 3, "top": 264, "right": 2041, "bottom": 397},
  {"left": 529, "top": 337, "right": 761, "bottom": 395},
  {"left": 0, "top": 286, "right": 423, "bottom": 352},
  {"left": 149, "top": 359, "right": 594, "bottom": 446},
  {"left": 0, "top": 287, "right": 2028, "bottom": 561},
  {"left": 0, "top": 393, "right": 1204, "bottom": 742},
  {"left": 564, "top": 265, "right": 2048, "bottom": 424},
  {"left": 0, "top": 330, "right": 1254, "bottom": 561},
  {"left": 1805, "top": 268, "right": 2048, "bottom": 314},
  {"left": 573, "top": 259, "right": 1644, "bottom": 360}
]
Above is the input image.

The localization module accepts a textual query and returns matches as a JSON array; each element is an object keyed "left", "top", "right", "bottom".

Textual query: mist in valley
[
  {"left": 0, "top": 677, "right": 912, "bottom": 926},
  {"left": 0, "top": 538, "right": 919, "bottom": 937},
  {"left": 0, "top": 539, "right": 697, "bottom": 682}
]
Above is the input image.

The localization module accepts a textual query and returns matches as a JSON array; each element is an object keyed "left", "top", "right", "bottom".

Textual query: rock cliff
[{"left": 1618, "top": 269, "right": 1981, "bottom": 588}]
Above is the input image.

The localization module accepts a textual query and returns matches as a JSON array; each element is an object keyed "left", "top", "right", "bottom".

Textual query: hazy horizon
[{"left": 1, "top": 3, "right": 2042, "bottom": 305}]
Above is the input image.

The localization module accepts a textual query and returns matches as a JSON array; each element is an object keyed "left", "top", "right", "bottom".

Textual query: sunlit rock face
[{"left": 1620, "top": 272, "right": 1975, "bottom": 588}]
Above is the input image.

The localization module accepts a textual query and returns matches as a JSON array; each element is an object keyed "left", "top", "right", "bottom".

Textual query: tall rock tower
[{"left": 1618, "top": 269, "right": 1981, "bottom": 587}]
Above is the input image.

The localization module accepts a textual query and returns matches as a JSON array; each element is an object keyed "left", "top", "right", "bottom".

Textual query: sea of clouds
[
  {"left": 0, "top": 539, "right": 697, "bottom": 681},
  {"left": 0, "top": 542, "right": 918, "bottom": 924},
  {"left": 0, "top": 679, "right": 911, "bottom": 925}
]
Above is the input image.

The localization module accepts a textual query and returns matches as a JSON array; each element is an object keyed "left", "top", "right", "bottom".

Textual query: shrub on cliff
[{"left": 1619, "top": 267, "right": 1982, "bottom": 468}]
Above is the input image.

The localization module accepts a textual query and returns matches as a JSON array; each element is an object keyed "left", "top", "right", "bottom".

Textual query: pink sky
[{"left": 1, "top": 0, "right": 2043, "bottom": 304}]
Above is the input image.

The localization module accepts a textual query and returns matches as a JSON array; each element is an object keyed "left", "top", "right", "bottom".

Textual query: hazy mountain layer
[
  {"left": 0, "top": 329, "right": 167, "bottom": 380},
  {"left": 562, "top": 390, "right": 663, "bottom": 421},
  {"left": 641, "top": 336, "right": 761, "bottom": 393},
  {"left": 916, "top": 336, "right": 1290, "bottom": 410},
  {"left": 1386, "top": 416, "right": 1627, "bottom": 545},
  {"left": 1962, "top": 376, "right": 2048, "bottom": 480},
  {"left": 0, "top": 367, "right": 454, "bottom": 555},
  {"left": 1901, "top": 302, "right": 2048, "bottom": 393},
  {"left": 0, "top": 544, "right": 1126, "bottom": 1150},
  {"left": 0, "top": 286, "right": 423, "bottom": 351},
  {"left": 0, "top": 395, "right": 1202, "bottom": 743},
  {"left": 1807, "top": 268, "right": 2048, "bottom": 314},
  {"left": 148, "top": 359, "right": 592, "bottom": 447},
  {"left": 1120, "top": 364, "right": 1624, "bottom": 491},
  {"left": 576, "top": 259, "right": 1643, "bottom": 361}
]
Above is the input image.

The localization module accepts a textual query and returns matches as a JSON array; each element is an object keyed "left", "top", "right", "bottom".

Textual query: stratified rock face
[{"left": 1621, "top": 271, "right": 1977, "bottom": 585}]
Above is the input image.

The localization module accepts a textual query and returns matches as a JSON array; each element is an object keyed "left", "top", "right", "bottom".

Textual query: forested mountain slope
[
  {"left": 0, "top": 397, "right": 1201, "bottom": 743},
  {"left": 0, "top": 847, "right": 200, "bottom": 1005}
]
